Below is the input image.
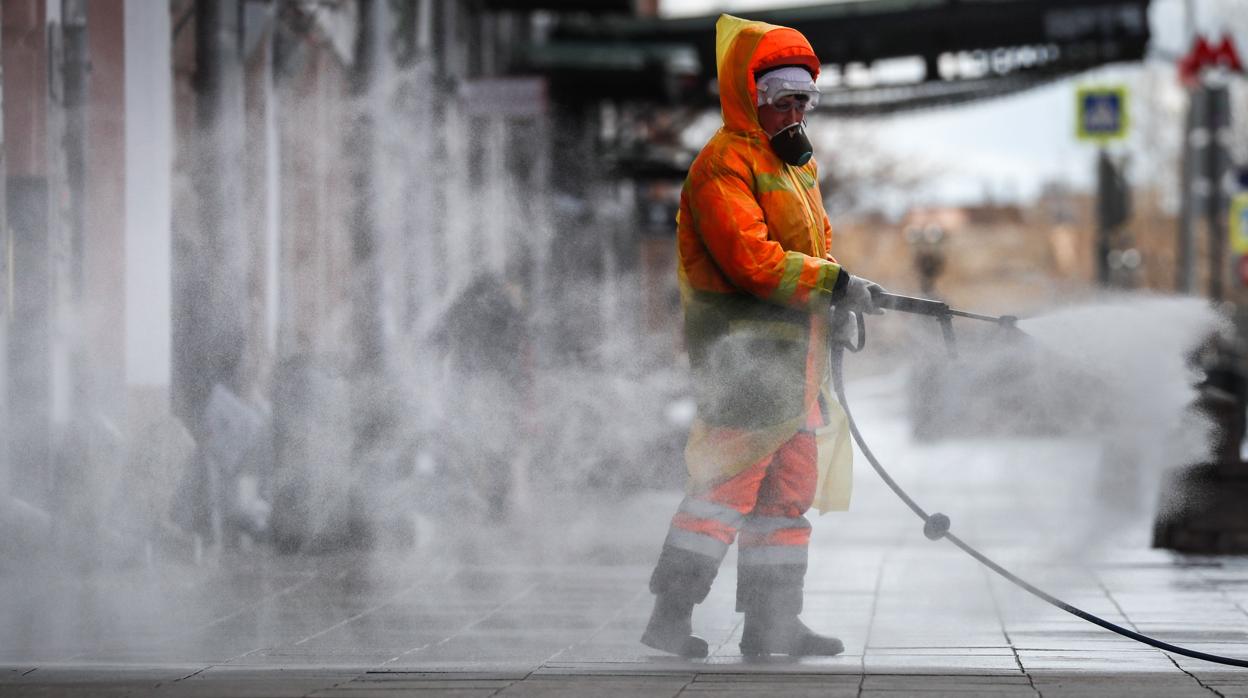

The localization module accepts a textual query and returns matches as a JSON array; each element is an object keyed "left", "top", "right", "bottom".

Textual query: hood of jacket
[{"left": 714, "top": 14, "right": 821, "bottom": 135}]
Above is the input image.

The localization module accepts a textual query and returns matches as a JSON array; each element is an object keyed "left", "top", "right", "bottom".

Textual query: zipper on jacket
[{"left": 784, "top": 165, "right": 821, "bottom": 257}]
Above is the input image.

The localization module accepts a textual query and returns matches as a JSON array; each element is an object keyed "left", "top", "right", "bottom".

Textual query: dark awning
[
  {"left": 517, "top": 0, "right": 1151, "bottom": 112},
  {"left": 483, "top": 0, "right": 633, "bottom": 12}
]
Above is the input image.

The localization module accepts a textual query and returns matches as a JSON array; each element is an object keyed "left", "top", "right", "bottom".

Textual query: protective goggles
[{"left": 753, "top": 75, "right": 823, "bottom": 111}]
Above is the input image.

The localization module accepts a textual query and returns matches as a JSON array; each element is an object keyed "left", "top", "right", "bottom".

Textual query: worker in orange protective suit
[{"left": 641, "top": 14, "right": 884, "bottom": 659}]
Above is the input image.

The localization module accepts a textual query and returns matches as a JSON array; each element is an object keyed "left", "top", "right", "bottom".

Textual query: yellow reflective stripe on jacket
[
  {"left": 755, "top": 171, "right": 793, "bottom": 195},
  {"left": 809, "top": 263, "right": 839, "bottom": 311},
  {"left": 769, "top": 252, "right": 807, "bottom": 305},
  {"left": 784, "top": 166, "right": 821, "bottom": 257}
]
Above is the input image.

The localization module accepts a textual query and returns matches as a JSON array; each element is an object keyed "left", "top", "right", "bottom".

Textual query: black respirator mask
[{"left": 769, "top": 121, "right": 814, "bottom": 167}]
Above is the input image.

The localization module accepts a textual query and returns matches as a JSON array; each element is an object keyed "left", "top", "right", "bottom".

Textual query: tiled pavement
[{"left": 3, "top": 373, "right": 1248, "bottom": 696}]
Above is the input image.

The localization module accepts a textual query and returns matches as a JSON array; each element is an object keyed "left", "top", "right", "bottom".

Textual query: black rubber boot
[
  {"left": 739, "top": 613, "right": 844, "bottom": 657},
  {"left": 640, "top": 594, "right": 709, "bottom": 658},
  {"left": 737, "top": 568, "right": 842, "bottom": 657},
  {"left": 642, "top": 545, "right": 720, "bottom": 658}
]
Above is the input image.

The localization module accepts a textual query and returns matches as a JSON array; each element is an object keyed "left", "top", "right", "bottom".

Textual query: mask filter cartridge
[{"left": 769, "top": 121, "right": 813, "bottom": 167}]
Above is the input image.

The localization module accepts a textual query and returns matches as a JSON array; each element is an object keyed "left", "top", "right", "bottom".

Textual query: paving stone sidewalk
[{"left": 3, "top": 375, "right": 1248, "bottom": 696}]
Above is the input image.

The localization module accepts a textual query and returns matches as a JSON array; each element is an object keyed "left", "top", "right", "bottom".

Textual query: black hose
[{"left": 829, "top": 342, "right": 1248, "bottom": 669}]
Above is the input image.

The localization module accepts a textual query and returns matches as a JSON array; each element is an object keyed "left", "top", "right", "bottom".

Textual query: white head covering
[{"left": 755, "top": 66, "right": 818, "bottom": 107}]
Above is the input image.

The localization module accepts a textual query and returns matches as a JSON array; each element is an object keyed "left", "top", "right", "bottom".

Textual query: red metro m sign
[{"left": 1179, "top": 35, "right": 1244, "bottom": 87}]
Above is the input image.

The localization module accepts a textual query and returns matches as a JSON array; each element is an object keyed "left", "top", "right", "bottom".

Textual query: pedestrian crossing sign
[
  {"left": 1077, "top": 86, "right": 1129, "bottom": 142},
  {"left": 1234, "top": 193, "right": 1248, "bottom": 286},
  {"left": 1232, "top": 192, "right": 1248, "bottom": 255}
]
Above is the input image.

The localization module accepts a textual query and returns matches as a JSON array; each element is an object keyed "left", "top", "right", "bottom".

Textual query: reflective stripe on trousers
[{"left": 661, "top": 429, "right": 817, "bottom": 565}]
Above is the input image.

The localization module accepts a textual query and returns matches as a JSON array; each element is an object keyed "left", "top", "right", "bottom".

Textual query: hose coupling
[{"left": 924, "top": 513, "right": 951, "bottom": 541}]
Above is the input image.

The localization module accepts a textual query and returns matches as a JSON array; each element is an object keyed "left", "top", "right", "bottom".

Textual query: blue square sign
[{"left": 1077, "top": 87, "right": 1128, "bottom": 141}]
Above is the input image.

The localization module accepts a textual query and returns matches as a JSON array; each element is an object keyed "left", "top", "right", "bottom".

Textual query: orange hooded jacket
[{"left": 678, "top": 15, "right": 852, "bottom": 507}]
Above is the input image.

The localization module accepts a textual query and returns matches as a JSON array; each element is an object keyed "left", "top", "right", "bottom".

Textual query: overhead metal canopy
[
  {"left": 518, "top": 0, "right": 1152, "bottom": 114},
  {"left": 483, "top": 0, "right": 633, "bottom": 12}
]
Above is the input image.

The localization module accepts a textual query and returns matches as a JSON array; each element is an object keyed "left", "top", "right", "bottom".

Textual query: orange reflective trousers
[
  {"left": 649, "top": 422, "right": 819, "bottom": 615},
  {"left": 664, "top": 426, "right": 816, "bottom": 566}
]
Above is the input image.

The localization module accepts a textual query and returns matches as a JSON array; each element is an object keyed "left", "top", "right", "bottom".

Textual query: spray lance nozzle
[
  {"left": 831, "top": 289, "right": 1025, "bottom": 357},
  {"left": 874, "top": 291, "right": 1020, "bottom": 329},
  {"left": 850, "top": 290, "right": 1025, "bottom": 359}
]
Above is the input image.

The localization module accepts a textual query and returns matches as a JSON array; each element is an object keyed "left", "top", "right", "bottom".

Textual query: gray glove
[{"left": 841, "top": 274, "right": 885, "bottom": 315}]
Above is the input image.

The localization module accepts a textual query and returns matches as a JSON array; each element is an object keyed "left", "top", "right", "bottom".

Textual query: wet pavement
[{"left": 3, "top": 372, "right": 1248, "bottom": 696}]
